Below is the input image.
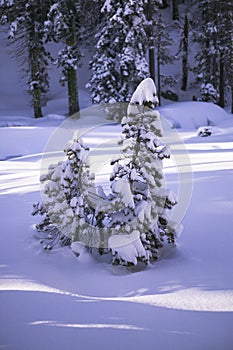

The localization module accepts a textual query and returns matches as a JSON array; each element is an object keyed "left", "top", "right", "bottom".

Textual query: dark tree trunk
[
  {"left": 212, "top": 55, "right": 217, "bottom": 85},
  {"left": 231, "top": 86, "right": 233, "bottom": 114},
  {"left": 181, "top": 10, "right": 189, "bottom": 91},
  {"left": 31, "top": 51, "right": 43, "bottom": 118},
  {"left": 149, "top": 48, "right": 155, "bottom": 82},
  {"left": 146, "top": 0, "right": 155, "bottom": 82},
  {"left": 219, "top": 52, "right": 225, "bottom": 108},
  {"left": 172, "top": 0, "right": 179, "bottom": 20},
  {"left": 66, "top": 20, "right": 79, "bottom": 117},
  {"left": 157, "top": 42, "right": 161, "bottom": 106},
  {"left": 30, "top": 28, "right": 43, "bottom": 118},
  {"left": 67, "top": 67, "right": 79, "bottom": 116},
  {"left": 32, "top": 87, "right": 43, "bottom": 118}
]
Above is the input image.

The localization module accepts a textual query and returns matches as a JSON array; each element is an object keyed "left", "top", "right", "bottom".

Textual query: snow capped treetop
[
  {"left": 101, "top": 0, "right": 112, "bottom": 13},
  {"left": 129, "top": 78, "right": 159, "bottom": 109}
]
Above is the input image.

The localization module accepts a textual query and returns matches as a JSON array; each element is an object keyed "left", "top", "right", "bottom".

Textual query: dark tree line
[
  {"left": 193, "top": 0, "right": 233, "bottom": 112},
  {"left": 0, "top": 0, "right": 232, "bottom": 116},
  {"left": 0, "top": 0, "right": 103, "bottom": 117}
]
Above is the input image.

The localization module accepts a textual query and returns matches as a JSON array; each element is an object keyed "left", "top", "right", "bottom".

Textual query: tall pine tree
[
  {"left": 153, "top": 12, "right": 176, "bottom": 105},
  {"left": 44, "top": 0, "right": 82, "bottom": 116},
  {"left": 86, "top": 0, "right": 150, "bottom": 104},
  {"left": 0, "top": 0, "right": 51, "bottom": 118}
]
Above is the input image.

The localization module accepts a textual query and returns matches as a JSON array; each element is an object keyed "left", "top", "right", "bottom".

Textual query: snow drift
[{"left": 159, "top": 101, "right": 231, "bottom": 129}]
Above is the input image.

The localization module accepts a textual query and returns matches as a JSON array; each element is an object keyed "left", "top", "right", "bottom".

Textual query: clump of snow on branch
[{"left": 109, "top": 230, "right": 146, "bottom": 266}]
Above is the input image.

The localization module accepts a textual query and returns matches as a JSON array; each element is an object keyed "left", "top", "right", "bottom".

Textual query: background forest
[
  {"left": 0, "top": 0, "right": 232, "bottom": 118},
  {"left": 0, "top": 1, "right": 233, "bottom": 349}
]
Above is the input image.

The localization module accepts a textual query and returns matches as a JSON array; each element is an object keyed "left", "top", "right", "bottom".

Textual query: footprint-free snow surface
[{"left": 0, "top": 104, "right": 233, "bottom": 350}]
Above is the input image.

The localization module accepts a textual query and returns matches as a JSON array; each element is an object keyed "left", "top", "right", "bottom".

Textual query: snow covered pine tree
[
  {"left": 86, "top": 0, "right": 150, "bottom": 104},
  {"left": 107, "top": 78, "right": 178, "bottom": 266},
  {"left": 33, "top": 78, "right": 178, "bottom": 268}
]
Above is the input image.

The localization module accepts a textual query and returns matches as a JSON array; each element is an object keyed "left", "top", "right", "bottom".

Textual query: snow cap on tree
[{"left": 129, "top": 78, "right": 159, "bottom": 107}]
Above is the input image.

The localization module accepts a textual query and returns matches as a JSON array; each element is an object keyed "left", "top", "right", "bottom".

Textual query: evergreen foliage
[
  {"left": 1, "top": 0, "right": 232, "bottom": 114},
  {"left": 153, "top": 12, "right": 176, "bottom": 104},
  {"left": 0, "top": 0, "right": 52, "bottom": 118},
  {"left": 33, "top": 78, "right": 178, "bottom": 268},
  {"left": 199, "top": 83, "right": 219, "bottom": 104},
  {"left": 44, "top": 0, "right": 82, "bottom": 115},
  {"left": 86, "top": 0, "right": 150, "bottom": 104},
  {"left": 193, "top": 0, "right": 233, "bottom": 109},
  {"left": 108, "top": 79, "right": 177, "bottom": 266}
]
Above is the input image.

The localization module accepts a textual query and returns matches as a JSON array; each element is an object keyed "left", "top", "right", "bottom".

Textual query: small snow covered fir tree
[
  {"left": 106, "top": 78, "right": 177, "bottom": 266},
  {"left": 33, "top": 78, "right": 178, "bottom": 268},
  {"left": 32, "top": 139, "right": 93, "bottom": 249}
]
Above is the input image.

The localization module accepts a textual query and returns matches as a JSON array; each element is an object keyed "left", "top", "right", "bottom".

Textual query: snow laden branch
[{"left": 33, "top": 78, "right": 179, "bottom": 269}]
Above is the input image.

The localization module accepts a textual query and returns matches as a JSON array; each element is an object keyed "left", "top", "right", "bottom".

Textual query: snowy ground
[
  {"left": 0, "top": 101, "right": 233, "bottom": 350},
  {"left": 1, "top": 24, "right": 233, "bottom": 350}
]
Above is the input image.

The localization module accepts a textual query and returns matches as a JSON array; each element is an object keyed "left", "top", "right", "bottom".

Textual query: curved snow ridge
[
  {"left": 0, "top": 279, "right": 72, "bottom": 296},
  {"left": 117, "top": 288, "right": 233, "bottom": 313},
  {"left": 1, "top": 279, "right": 232, "bottom": 313}
]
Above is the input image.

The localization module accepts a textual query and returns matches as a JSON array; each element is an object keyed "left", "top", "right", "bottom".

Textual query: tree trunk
[
  {"left": 31, "top": 46, "right": 43, "bottom": 118},
  {"left": 31, "top": 47, "right": 43, "bottom": 118},
  {"left": 231, "top": 86, "right": 233, "bottom": 114},
  {"left": 145, "top": 0, "right": 155, "bottom": 82},
  {"left": 32, "top": 86, "right": 43, "bottom": 118},
  {"left": 67, "top": 67, "right": 79, "bottom": 116},
  {"left": 181, "top": 10, "right": 189, "bottom": 91},
  {"left": 172, "top": 0, "right": 179, "bottom": 21},
  {"left": 149, "top": 48, "right": 155, "bottom": 82},
  {"left": 157, "top": 42, "right": 161, "bottom": 106},
  {"left": 66, "top": 19, "right": 80, "bottom": 117},
  {"left": 219, "top": 52, "right": 225, "bottom": 108}
]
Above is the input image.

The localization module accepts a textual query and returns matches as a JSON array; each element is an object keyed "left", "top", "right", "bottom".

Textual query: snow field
[{"left": 0, "top": 101, "right": 233, "bottom": 350}]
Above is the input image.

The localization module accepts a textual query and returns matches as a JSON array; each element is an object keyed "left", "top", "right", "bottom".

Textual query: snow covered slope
[
  {"left": 159, "top": 101, "right": 231, "bottom": 129},
  {"left": 0, "top": 101, "right": 233, "bottom": 350}
]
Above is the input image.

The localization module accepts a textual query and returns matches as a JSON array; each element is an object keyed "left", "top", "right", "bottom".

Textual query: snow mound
[
  {"left": 130, "top": 78, "right": 159, "bottom": 107},
  {"left": 159, "top": 102, "right": 230, "bottom": 130}
]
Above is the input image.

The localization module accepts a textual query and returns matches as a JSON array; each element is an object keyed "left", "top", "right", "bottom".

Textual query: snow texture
[
  {"left": 108, "top": 230, "right": 146, "bottom": 265},
  {"left": 159, "top": 101, "right": 231, "bottom": 129},
  {"left": 129, "top": 77, "right": 159, "bottom": 107},
  {"left": 111, "top": 178, "right": 135, "bottom": 209},
  {"left": 0, "top": 25, "right": 233, "bottom": 350},
  {"left": 0, "top": 106, "right": 233, "bottom": 350}
]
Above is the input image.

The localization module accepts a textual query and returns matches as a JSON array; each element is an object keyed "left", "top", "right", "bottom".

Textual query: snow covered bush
[
  {"left": 33, "top": 78, "right": 178, "bottom": 268},
  {"left": 197, "top": 126, "right": 212, "bottom": 137},
  {"left": 198, "top": 83, "right": 220, "bottom": 104}
]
